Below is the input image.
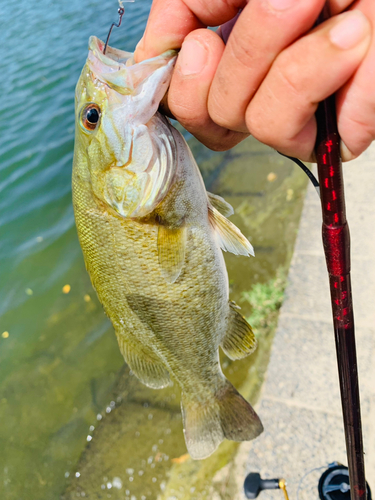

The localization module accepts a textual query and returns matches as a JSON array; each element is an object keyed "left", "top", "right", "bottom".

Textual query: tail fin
[{"left": 181, "top": 380, "right": 263, "bottom": 460}]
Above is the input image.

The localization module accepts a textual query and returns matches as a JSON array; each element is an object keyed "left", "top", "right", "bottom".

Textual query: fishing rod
[
  {"left": 313, "top": 3, "right": 367, "bottom": 498},
  {"left": 244, "top": 2, "right": 369, "bottom": 499}
]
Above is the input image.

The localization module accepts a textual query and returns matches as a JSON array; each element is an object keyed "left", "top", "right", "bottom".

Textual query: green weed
[{"left": 242, "top": 268, "right": 287, "bottom": 335}]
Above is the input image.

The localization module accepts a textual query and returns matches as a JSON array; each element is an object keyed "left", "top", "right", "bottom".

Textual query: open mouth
[
  {"left": 87, "top": 36, "right": 177, "bottom": 95},
  {"left": 88, "top": 36, "right": 134, "bottom": 67}
]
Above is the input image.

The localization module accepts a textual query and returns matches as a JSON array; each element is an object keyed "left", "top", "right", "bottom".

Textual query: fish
[{"left": 72, "top": 36, "right": 263, "bottom": 460}]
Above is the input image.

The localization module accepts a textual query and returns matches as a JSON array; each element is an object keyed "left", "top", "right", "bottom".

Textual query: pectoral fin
[
  {"left": 117, "top": 335, "right": 171, "bottom": 389},
  {"left": 208, "top": 206, "right": 254, "bottom": 257},
  {"left": 157, "top": 225, "right": 187, "bottom": 284},
  {"left": 207, "top": 192, "right": 234, "bottom": 217},
  {"left": 221, "top": 301, "right": 257, "bottom": 360}
]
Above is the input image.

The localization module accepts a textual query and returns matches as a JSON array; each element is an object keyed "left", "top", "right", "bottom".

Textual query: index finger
[{"left": 134, "top": 0, "right": 246, "bottom": 62}]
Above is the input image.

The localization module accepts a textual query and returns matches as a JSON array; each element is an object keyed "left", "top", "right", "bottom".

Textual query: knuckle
[
  {"left": 346, "top": 113, "right": 375, "bottom": 141},
  {"left": 209, "top": 107, "right": 231, "bottom": 130},
  {"left": 208, "top": 89, "right": 246, "bottom": 131},
  {"left": 193, "top": 0, "right": 244, "bottom": 25},
  {"left": 168, "top": 89, "right": 204, "bottom": 126},
  {"left": 204, "top": 139, "right": 230, "bottom": 152},
  {"left": 341, "top": 114, "right": 375, "bottom": 158},
  {"left": 275, "top": 52, "right": 306, "bottom": 99},
  {"left": 170, "top": 100, "right": 198, "bottom": 125},
  {"left": 273, "top": 41, "right": 320, "bottom": 104},
  {"left": 228, "top": 28, "right": 255, "bottom": 70},
  {"left": 199, "top": 130, "right": 248, "bottom": 152},
  {"left": 246, "top": 105, "right": 275, "bottom": 145}
]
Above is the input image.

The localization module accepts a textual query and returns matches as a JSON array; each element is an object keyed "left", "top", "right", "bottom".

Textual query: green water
[{"left": 0, "top": 2, "right": 307, "bottom": 499}]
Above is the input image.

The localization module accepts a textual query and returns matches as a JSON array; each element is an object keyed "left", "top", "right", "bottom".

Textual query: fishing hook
[{"left": 103, "top": 3, "right": 125, "bottom": 55}]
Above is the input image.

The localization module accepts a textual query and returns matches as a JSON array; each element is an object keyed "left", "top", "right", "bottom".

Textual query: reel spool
[{"left": 318, "top": 464, "right": 372, "bottom": 500}]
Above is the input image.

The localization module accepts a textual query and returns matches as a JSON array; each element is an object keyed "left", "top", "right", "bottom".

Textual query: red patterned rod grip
[{"left": 314, "top": 5, "right": 367, "bottom": 499}]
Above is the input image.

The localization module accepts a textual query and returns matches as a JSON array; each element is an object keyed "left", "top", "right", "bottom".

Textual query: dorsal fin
[
  {"left": 208, "top": 206, "right": 254, "bottom": 257},
  {"left": 207, "top": 192, "right": 234, "bottom": 217}
]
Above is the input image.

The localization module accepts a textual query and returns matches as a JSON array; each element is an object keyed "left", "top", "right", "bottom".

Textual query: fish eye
[{"left": 80, "top": 103, "right": 101, "bottom": 131}]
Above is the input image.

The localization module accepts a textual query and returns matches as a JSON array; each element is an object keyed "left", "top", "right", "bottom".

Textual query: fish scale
[
  {"left": 73, "top": 36, "right": 263, "bottom": 459},
  {"left": 74, "top": 182, "right": 226, "bottom": 384}
]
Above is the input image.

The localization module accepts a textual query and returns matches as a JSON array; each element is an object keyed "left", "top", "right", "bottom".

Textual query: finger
[
  {"left": 134, "top": 0, "right": 203, "bottom": 62},
  {"left": 336, "top": 0, "right": 375, "bottom": 160},
  {"left": 245, "top": 10, "right": 371, "bottom": 161},
  {"left": 168, "top": 29, "right": 248, "bottom": 151},
  {"left": 135, "top": 0, "right": 247, "bottom": 62},
  {"left": 329, "top": 0, "right": 357, "bottom": 16},
  {"left": 216, "top": 0, "right": 354, "bottom": 44},
  {"left": 208, "top": 0, "right": 327, "bottom": 133},
  {"left": 135, "top": 0, "right": 354, "bottom": 62},
  {"left": 134, "top": 0, "right": 246, "bottom": 62}
]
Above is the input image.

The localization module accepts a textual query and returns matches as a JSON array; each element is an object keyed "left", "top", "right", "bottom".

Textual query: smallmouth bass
[{"left": 73, "top": 36, "right": 263, "bottom": 459}]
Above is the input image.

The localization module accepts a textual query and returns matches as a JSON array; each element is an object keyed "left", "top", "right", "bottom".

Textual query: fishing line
[
  {"left": 296, "top": 464, "right": 327, "bottom": 500},
  {"left": 278, "top": 152, "right": 320, "bottom": 198}
]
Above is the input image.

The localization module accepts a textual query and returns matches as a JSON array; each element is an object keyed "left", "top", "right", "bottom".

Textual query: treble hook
[{"left": 103, "top": 4, "right": 125, "bottom": 55}]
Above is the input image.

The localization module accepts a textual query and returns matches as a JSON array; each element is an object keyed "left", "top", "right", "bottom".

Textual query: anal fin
[
  {"left": 117, "top": 336, "right": 170, "bottom": 389},
  {"left": 221, "top": 301, "right": 257, "bottom": 360},
  {"left": 157, "top": 225, "right": 187, "bottom": 283},
  {"left": 208, "top": 206, "right": 254, "bottom": 257}
]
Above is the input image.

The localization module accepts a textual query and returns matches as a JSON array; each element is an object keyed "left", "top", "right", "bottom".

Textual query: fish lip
[
  {"left": 88, "top": 36, "right": 177, "bottom": 68},
  {"left": 88, "top": 36, "right": 134, "bottom": 67},
  {"left": 87, "top": 36, "right": 177, "bottom": 96}
]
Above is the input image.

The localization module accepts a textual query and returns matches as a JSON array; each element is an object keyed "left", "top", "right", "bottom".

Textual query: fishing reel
[{"left": 244, "top": 463, "right": 372, "bottom": 500}]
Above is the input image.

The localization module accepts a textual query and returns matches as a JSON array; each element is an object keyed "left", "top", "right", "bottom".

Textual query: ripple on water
[
  {"left": 1, "top": 3, "right": 154, "bottom": 494},
  {"left": 0, "top": 1, "right": 307, "bottom": 499}
]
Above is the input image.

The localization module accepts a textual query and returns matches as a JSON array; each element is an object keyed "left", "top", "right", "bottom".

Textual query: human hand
[{"left": 134, "top": 0, "right": 374, "bottom": 161}]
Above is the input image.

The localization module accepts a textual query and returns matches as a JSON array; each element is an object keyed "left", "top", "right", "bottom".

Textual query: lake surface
[{"left": 0, "top": 1, "right": 307, "bottom": 498}]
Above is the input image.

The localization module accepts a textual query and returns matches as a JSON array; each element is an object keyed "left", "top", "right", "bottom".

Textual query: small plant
[{"left": 242, "top": 268, "right": 287, "bottom": 335}]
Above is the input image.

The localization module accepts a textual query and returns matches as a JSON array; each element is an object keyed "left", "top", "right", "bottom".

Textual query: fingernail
[
  {"left": 268, "top": 0, "right": 297, "bottom": 11},
  {"left": 340, "top": 141, "right": 356, "bottom": 161},
  {"left": 330, "top": 11, "right": 370, "bottom": 50},
  {"left": 178, "top": 39, "right": 207, "bottom": 76}
]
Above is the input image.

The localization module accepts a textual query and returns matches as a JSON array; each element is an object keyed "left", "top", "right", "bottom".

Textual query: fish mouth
[
  {"left": 87, "top": 36, "right": 177, "bottom": 95},
  {"left": 88, "top": 36, "right": 134, "bottom": 68}
]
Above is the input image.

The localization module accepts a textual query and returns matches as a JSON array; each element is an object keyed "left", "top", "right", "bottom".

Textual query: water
[{"left": 0, "top": 1, "right": 306, "bottom": 499}]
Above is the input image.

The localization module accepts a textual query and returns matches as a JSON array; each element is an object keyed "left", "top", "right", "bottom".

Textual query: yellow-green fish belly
[{"left": 73, "top": 176, "right": 228, "bottom": 397}]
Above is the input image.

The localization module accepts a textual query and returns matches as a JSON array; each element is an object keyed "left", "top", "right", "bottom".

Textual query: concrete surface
[{"left": 244, "top": 144, "right": 375, "bottom": 499}]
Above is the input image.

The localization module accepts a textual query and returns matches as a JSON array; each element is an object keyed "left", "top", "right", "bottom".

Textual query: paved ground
[{"left": 243, "top": 144, "right": 375, "bottom": 499}]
